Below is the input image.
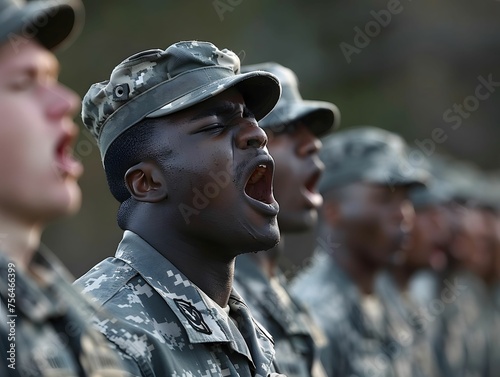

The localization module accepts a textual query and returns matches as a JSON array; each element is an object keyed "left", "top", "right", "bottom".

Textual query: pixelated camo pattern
[
  {"left": 0, "top": 247, "right": 134, "bottom": 377},
  {"left": 290, "top": 249, "right": 400, "bottom": 377},
  {"left": 74, "top": 231, "right": 278, "bottom": 377},
  {"left": 82, "top": 41, "right": 240, "bottom": 142},
  {"left": 234, "top": 254, "right": 328, "bottom": 377}
]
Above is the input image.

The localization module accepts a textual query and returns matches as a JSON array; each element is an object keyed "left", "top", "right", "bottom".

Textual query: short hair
[{"left": 103, "top": 118, "right": 169, "bottom": 229}]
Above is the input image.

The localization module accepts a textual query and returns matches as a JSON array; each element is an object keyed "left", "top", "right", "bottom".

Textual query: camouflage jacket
[
  {"left": 375, "top": 271, "right": 442, "bottom": 377},
  {"left": 411, "top": 270, "right": 494, "bottom": 377},
  {"left": 234, "top": 254, "right": 328, "bottom": 377},
  {"left": 74, "top": 231, "right": 279, "bottom": 377},
  {"left": 443, "top": 271, "right": 491, "bottom": 377},
  {"left": 0, "top": 247, "right": 132, "bottom": 377},
  {"left": 290, "top": 249, "right": 398, "bottom": 377}
]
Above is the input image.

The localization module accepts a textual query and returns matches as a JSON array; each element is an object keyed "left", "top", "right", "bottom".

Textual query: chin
[
  {"left": 278, "top": 210, "right": 317, "bottom": 233},
  {"left": 49, "top": 183, "right": 82, "bottom": 218},
  {"left": 236, "top": 218, "right": 280, "bottom": 253}
]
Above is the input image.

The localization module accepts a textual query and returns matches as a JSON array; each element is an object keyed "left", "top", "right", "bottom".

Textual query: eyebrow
[
  {"left": 190, "top": 101, "right": 249, "bottom": 121},
  {"left": 10, "top": 56, "right": 60, "bottom": 79}
]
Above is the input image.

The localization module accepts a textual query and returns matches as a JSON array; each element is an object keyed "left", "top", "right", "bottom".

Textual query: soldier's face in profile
[
  {"left": 0, "top": 40, "right": 82, "bottom": 223},
  {"left": 455, "top": 207, "right": 496, "bottom": 281},
  {"left": 148, "top": 88, "right": 280, "bottom": 256},
  {"left": 404, "top": 205, "right": 451, "bottom": 271},
  {"left": 265, "top": 122, "right": 324, "bottom": 233},
  {"left": 336, "top": 182, "right": 414, "bottom": 266}
]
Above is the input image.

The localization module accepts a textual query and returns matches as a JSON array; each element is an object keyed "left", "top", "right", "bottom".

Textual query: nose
[
  {"left": 297, "top": 128, "right": 322, "bottom": 157},
  {"left": 236, "top": 120, "right": 268, "bottom": 150},
  {"left": 398, "top": 199, "right": 416, "bottom": 232},
  {"left": 43, "top": 82, "right": 81, "bottom": 120}
]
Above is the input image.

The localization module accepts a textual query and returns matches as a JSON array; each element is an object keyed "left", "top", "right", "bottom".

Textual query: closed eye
[{"left": 196, "top": 123, "right": 228, "bottom": 135}]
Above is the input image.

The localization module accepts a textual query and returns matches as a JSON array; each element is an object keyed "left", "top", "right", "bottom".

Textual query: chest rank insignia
[{"left": 174, "top": 299, "right": 212, "bottom": 335}]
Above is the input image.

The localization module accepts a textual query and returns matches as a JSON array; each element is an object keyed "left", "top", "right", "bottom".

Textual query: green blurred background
[{"left": 45, "top": 0, "right": 500, "bottom": 278}]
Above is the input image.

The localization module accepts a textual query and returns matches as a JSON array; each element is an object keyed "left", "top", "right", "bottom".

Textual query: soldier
[
  {"left": 233, "top": 62, "right": 340, "bottom": 377},
  {"left": 0, "top": 0, "right": 134, "bottom": 375},
  {"left": 376, "top": 173, "right": 453, "bottom": 377},
  {"left": 291, "top": 127, "right": 427, "bottom": 377},
  {"left": 74, "top": 41, "right": 288, "bottom": 376}
]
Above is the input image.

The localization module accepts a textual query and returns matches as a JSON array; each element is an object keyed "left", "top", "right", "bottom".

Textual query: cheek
[{"left": 170, "top": 151, "right": 235, "bottom": 209}]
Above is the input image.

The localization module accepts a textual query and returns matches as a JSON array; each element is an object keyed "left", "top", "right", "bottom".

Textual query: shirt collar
[{"left": 115, "top": 231, "right": 276, "bottom": 372}]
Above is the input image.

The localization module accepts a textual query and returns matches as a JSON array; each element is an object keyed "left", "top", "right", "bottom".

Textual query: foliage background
[{"left": 45, "top": 0, "right": 500, "bottom": 277}]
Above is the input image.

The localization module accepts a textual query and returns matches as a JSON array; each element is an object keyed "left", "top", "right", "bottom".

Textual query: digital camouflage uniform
[
  {"left": 0, "top": 247, "right": 133, "bottom": 377},
  {"left": 441, "top": 271, "right": 492, "bottom": 377},
  {"left": 75, "top": 231, "right": 280, "bottom": 377},
  {"left": 291, "top": 249, "right": 401, "bottom": 377},
  {"left": 376, "top": 272, "right": 441, "bottom": 377},
  {"left": 234, "top": 254, "right": 328, "bottom": 377}
]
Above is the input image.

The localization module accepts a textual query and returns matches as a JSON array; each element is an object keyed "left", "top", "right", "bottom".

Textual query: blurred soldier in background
[
  {"left": 376, "top": 167, "right": 454, "bottom": 377},
  {"left": 234, "top": 62, "right": 340, "bottom": 377},
  {"left": 74, "top": 41, "right": 289, "bottom": 376},
  {"left": 291, "top": 126, "right": 427, "bottom": 377},
  {"left": 0, "top": 0, "right": 133, "bottom": 375},
  {"left": 408, "top": 158, "right": 500, "bottom": 377}
]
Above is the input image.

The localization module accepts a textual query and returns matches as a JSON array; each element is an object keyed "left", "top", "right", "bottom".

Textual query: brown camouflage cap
[
  {"left": 241, "top": 62, "right": 340, "bottom": 137},
  {"left": 319, "top": 126, "right": 428, "bottom": 193},
  {"left": 0, "top": 0, "right": 84, "bottom": 50},
  {"left": 82, "top": 41, "right": 282, "bottom": 161}
]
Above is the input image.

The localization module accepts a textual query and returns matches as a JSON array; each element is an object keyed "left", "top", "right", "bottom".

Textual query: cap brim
[
  {"left": 363, "top": 165, "right": 428, "bottom": 188},
  {"left": 319, "top": 163, "right": 428, "bottom": 193},
  {"left": 259, "top": 99, "right": 340, "bottom": 136},
  {"left": 146, "top": 70, "right": 281, "bottom": 121},
  {"left": 0, "top": 0, "right": 83, "bottom": 51}
]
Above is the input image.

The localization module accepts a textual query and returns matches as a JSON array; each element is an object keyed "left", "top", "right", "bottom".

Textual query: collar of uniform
[
  {"left": 235, "top": 254, "right": 310, "bottom": 337},
  {"left": 0, "top": 247, "right": 69, "bottom": 322},
  {"left": 114, "top": 230, "right": 268, "bottom": 368},
  {"left": 226, "top": 287, "right": 276, "bottom": 375}
]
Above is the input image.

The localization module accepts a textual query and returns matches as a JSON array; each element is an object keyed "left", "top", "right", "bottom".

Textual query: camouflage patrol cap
[
  {"left": 0, "top": 0, "right": 84, "bottom": 50},
  {"left": 241, "top": 62, "right": 340, "bottom": 137},
  {"left": 319, "top": 126, "right": 428, "bottom": 193},
  {"left": 82, "top": 41, "right": 282, "bottom": 161},
  {"left": 408, "top": 153, "right": 455, "bottom": 209}
]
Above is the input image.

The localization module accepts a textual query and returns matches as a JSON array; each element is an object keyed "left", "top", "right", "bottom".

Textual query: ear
[
  {"left": 323, "top": 199, "right": 342, "bottom": 228},
  {"left": 124, "top": 161, "right": 167, "bottom": 203}
]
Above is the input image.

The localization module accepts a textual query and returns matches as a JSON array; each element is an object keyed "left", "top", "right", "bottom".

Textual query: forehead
[
  {"left": 166, "top": 87, "right": 246, "bottom": 122},
  {"left": 0, "top": 40, "right": 58, "bottom": 77},
  {"left": 351, "top": 182, "right": 409, "bottom": 197}
]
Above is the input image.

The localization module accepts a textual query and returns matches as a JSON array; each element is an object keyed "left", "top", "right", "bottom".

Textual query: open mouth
[
  {"left": 244, "top": 162, "right": 274, "bottom": 204},
  {"left": 302, "top": 170, "right": 323, "bottom": 208},
  {"left": 305, "top": 170, "right": 321, "bottom": 194},
  {"left": 54, "top": 133, "right": 83, "bottom": 179}
]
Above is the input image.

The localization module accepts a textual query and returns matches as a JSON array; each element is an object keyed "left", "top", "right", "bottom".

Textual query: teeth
[{"left": 248, "top": 165, "right": 267, "bottom": 184}]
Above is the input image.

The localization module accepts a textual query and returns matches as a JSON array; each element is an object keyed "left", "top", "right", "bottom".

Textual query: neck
[
  {"left": 0, "top": 212, "right": 42, "bottom": 269},
  {"left": 333, "top": 247, "right": 379, "bottom": 295},
  {"left": 129, "top": 215, "right": 238, "bottom": 307}
]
